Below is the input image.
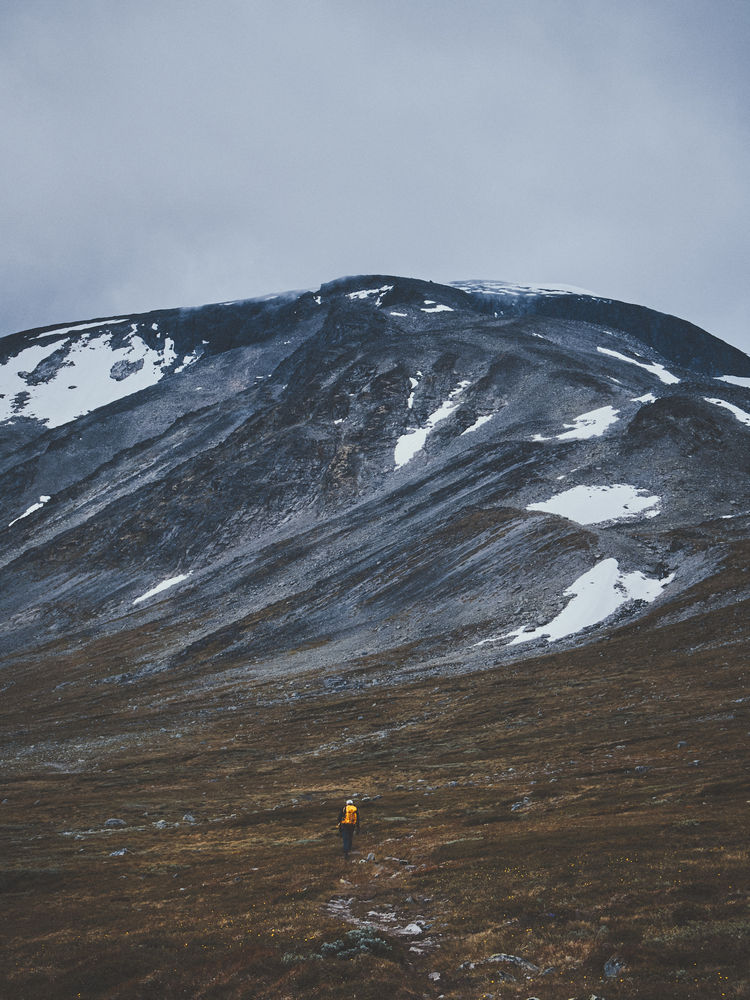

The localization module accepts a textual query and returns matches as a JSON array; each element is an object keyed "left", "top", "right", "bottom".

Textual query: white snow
[
  {"left": 395, "top": 380, "right": 470, "bottom": 468},
  {"left": 704, "top": 397, "right": 750, "bottom": 427},
  {"left": 35, "top": 318, "right": 129, "bottom": 339},
  {"left": 346, "top": 285, "right": 393, "bottom": 306},
  {"left": 390, "top": 311, "right": 408, "bottom": 317},
  {"left": 174, "top": 351, "right": 200, "bottom": 374},
  {"left": 8, "top": 494, "right": 51, "bottom": 527},
  {"left": 597, "top": 346, "right": 680, "bottom": 385},
  {"left": 395, "top": 427, "right": 430, "bottom": 467},
  {"left": 461, "top": 414, "right": 494, "bottom": 435},
  {"left": 526, "top": 484, "right": 661, "bottom": 525},
  {"left": 0, "top": 339, "right": 67, "bottom": 399},
  {"left": 453, "top": 279, "right": 597, "bottom": 297},
  {"left": 475, "top": 558, "right": 674, "bottom": 648},
  {"left": 133, "top": 572, "right": 192, "bottom": 605},
  {"left": 715, "top": 375, "right": 750, "bottom": 389},
  {"left": 632, "top": 392, "right": 657, "bottom": 404},
  {"left": 0, "top": 328, "right": 183, "bottom": 428},
  {"left": 421, "top": 303, "right": 454, "bottom": 313},
  {"left": 407, "top": 374, "right": 421, "bottom": 409},
  {"left": 533, "top": 405, "right": 620, "bottom": 442}
]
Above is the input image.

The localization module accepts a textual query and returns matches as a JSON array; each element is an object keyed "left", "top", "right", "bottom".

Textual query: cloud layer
[{"left": 1, "top": 0, "right": 748, "bottom": 353}]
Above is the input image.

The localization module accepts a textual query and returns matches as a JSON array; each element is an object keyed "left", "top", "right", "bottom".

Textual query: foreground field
[{"left": 2, "top": 598, "right": 748, "bottom": 1000}]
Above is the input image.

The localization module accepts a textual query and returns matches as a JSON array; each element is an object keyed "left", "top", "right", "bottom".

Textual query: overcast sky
[{"left": 1, "top": 0, "right": 748, "bottom": 353}]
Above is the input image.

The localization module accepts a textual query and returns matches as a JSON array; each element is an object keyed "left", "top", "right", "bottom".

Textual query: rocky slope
[{"left": 1, "top": 275, "right": 750, "bottom": 726}]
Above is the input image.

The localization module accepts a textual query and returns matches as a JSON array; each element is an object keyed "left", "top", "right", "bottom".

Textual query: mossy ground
[{"left": 2, "top": 594, "right": 749, "bottom": 999}]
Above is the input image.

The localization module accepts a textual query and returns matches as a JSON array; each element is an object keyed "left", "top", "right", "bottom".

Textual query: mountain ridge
[{"left": 2, "top": 274, "right": 749, "bottom": 705}]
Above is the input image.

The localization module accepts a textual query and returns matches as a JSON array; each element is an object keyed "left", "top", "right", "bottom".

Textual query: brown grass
[{"left": 2, "top": 582, "right": 749, "bottom": 999}]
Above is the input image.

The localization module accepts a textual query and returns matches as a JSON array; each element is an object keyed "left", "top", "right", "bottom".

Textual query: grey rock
[
  {"left": 604, "top": 956, "right": 625, "bottom": 978},
  {"left": 487, "top": 953, "right": 540, "bottom": 973},
  {"left": 398, "top": 922, "right": 424, "bottom": 937},
  {"left": 182, "top": 812, "right": 197, "bottom": 824},
  {"left": 110, "top": 358, "right": 145, "bottom": 381},
  {"left": 104, "top": 818, "right": 127, "bottom": 828}
]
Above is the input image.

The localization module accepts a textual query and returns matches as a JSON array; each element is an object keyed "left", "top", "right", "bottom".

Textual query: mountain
[
  {"left": 2, "top": 275, "right": 749, "bottom": 697},
  {"left": 2, "top": 276, "right": 749, "bottom": 1000}
]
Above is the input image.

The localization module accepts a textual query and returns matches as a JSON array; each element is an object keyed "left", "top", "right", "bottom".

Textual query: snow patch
[
  {"left": 526, "top": 484, "right": 661, "bottom": 525},
  {"left": 8, "top": 494, "right": 51, "bottom": 528},
  {"left": 632, "top": 392, "right": 657, "bottom": 404},
  {"left": 421, "top": 303, "right": 453, "bottom": 313},
  {"left": 461, "top": 414, "right": 494, "bottom": 435},
  {"left": 174, "top": 351, "right": 200, "bottom": 374},
  {"left": 407, "top": 371, "right": 423, "bottom": 410},
  {"left": 133, "top": 573, "right": 192, "bottom": 605},
  {"left": 475, "top": 559, "right": 674, "bottom": 648},
  {"left": 395, "top": 381, "right": 470, "bottom": 468},
  {"left": 35, "top": 318, "right": 129, "bottom": 340},
  {"left": 346, "top": 285, "right": 393, "bottom": 306},
  {"left": 452, "top": 279, "right": 597, "bottom": 297},
  {"left": 533, "top": 405, "right": 620, "bottom": 442},
  {"left": 1, "top": 329, "right": 182, "bottom": 428},
  {"left": 704, "top": 397, "right": 750, "bottom": 427},
  {"left": 390, "top": 311, "right": 408, "bottom": 317},
  {"left": 597, "top": 346, "right": 679, "bottom": 385},
  {"left": 715, "top": 375, "right": 750, "bottom": 389}
]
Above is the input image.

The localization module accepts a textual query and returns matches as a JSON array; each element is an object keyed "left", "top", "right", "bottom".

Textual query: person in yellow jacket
[{"left": 337, "top": 798, "right": 359, "bottom": 857}]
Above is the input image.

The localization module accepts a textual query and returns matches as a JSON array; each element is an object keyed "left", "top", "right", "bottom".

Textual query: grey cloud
[{"left": 1, "top": 0, "right": 748, "bottom": 354}]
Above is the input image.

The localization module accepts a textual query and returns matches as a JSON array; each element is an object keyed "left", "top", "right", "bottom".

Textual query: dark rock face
[{"left": 1, "top": 275, "right": 749, "bottom": 702}]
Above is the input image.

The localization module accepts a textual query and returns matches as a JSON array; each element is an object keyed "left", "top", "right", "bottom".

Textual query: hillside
[{"left": 1, "top": 276, "right": 748, "bottom": 999}]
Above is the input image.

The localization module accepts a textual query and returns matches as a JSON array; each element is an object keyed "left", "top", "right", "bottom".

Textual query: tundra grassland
[{"left": 1, "top": 592, "right": 749, "bottom": 1000}]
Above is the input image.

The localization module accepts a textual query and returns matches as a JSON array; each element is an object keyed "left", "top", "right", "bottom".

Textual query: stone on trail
[
  {"left": 487, "top": 952, "right": 540, "bottom": 973},
  {"left": 399, "top": 922, "right": 424, "bottom": 936},
  {"left": 604, "top": 955, "right": 625, "bottom": 978}
]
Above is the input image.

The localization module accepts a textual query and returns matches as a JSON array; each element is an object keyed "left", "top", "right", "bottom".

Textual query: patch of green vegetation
[{"left": 316, "top": 926, "right": 393, "bottom": 960}]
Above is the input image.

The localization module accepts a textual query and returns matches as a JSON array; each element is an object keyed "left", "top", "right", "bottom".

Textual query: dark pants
[{"left": 340, "top": 824, "right": 354, "bottom": 856}]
